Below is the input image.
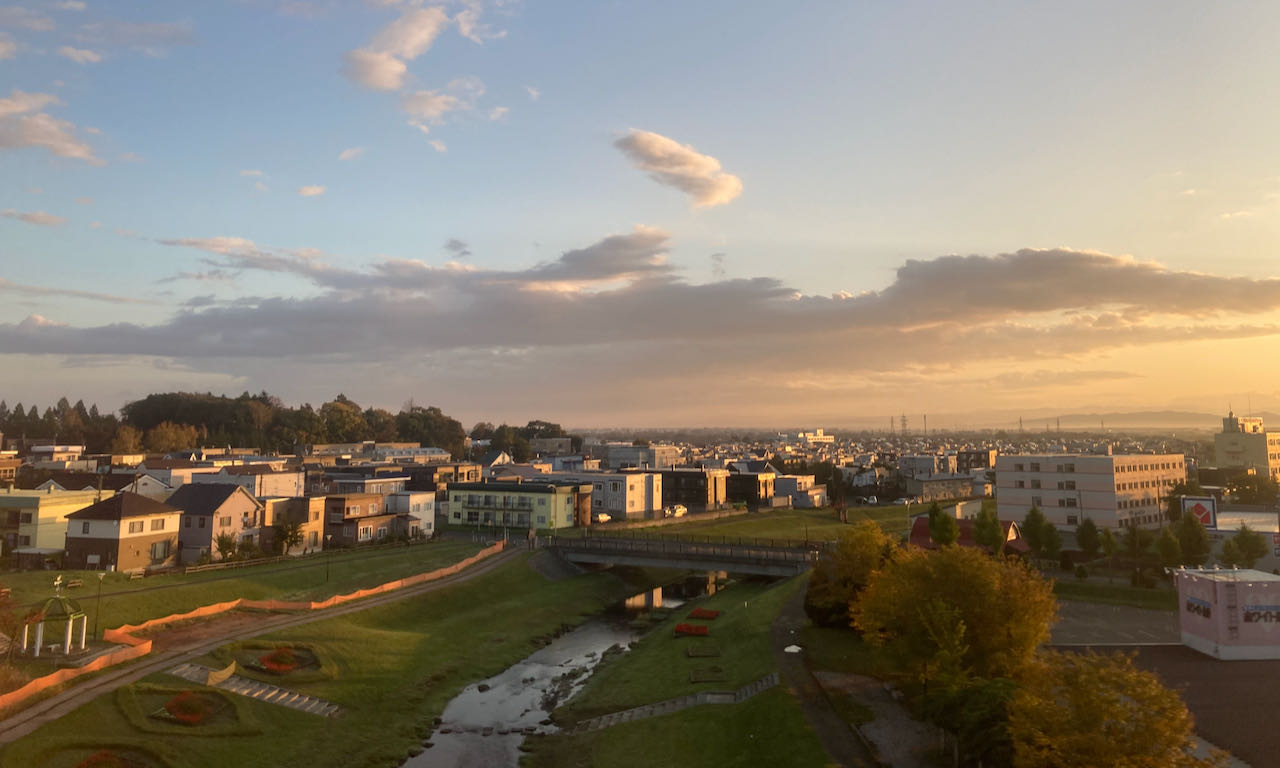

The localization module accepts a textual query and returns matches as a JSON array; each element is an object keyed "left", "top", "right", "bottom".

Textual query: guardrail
[
  {"left": 552, "top": 528, "right": 834, "bottom": 553},
  {"left": 550, "top": 534, "right": 822, "bottom": 567}
]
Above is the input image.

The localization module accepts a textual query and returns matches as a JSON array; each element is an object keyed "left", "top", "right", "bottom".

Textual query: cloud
[
  {"left": 455, "top": 0, "right": 506, "bottom": 43},
  {"left": 55, "top": 1, "right": 87, "bottom": 10},
  {"left": 298, "top": 185, "right": 327, "bottom": 197},
  {"left": 428, "top": 139, "right": 446, "bottom": 153},
  {"left": 444, "top": 238, "right": 470, "bottom": 258},
  {"left": 0, "top": 34, "right": 15, "bottom": 60},
  {"left": 342, "top": 6, "right": 449, "bottom": 91},
  {"left": 525, "top": 85, "right": 539, "bottom": 101},
  {"left": 255, "top": 180, "right": 268, "bottom": 192},
  {"left": 0, "top": 90, "right": 58, "bottom": 118},
  {"left": 402, "top": 76, "right": 483, "bottom": 134},
  {"left": 75, "top": 20, "right": 194, "bottom": 55},
  {"left": 488, "top": 105, "right": 508, "bottom": 121},
  {"left": 240, "top": 169, "right": 264, "bottom": 177},
  {"left": 0, "top": 278, "right": 155, "bottom": 305},
  {"left": 155, "top": 236, "right": 260, "bottom": 255},
  {"left": 1, "top": 209, "right": 65, "bottom": 226},
  {"left": 614, "top": 129, "right": 743, "bottom": 207},
  {"left": 1220, "top": 210, "right": 1255, "bottom": 220},
  {"left": 74, "top": 197, "right": 92, "bottom": 205},
  {"left": 0, "top": 6, "right": 53, "bottom": 31},
  {"left": 338, "top": 146, "right": 365, "bottom": 161},
  {"left": 57, "top": 45, "right": 100, "bottom": 63}
]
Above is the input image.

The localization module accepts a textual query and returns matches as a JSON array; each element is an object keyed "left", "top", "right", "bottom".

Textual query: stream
[{"left": 407, "top": 579, "right": 716, "bottom": 767}]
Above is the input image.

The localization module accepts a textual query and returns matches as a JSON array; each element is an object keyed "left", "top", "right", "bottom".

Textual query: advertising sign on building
[{"left": 1182, "top": 496, "right": 1218, "bottom": 529}]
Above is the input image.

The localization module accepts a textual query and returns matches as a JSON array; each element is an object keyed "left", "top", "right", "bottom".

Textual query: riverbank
[{"left": 0, "top": 554, "right": 634, "bottom": 768}]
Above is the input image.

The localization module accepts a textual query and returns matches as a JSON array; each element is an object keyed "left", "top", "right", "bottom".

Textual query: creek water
[{"left": 407, "top": 578, "right": 717, "bottom": 767}]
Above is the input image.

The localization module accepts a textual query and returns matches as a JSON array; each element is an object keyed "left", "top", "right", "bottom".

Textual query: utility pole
[{"left": 900, "top": 413, "right": 908, "bottom": 435}]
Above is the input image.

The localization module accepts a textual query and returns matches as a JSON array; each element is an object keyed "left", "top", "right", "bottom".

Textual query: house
[
  {"left": 908, "top": 515, "right": 1029, "bottom": 555},
  {"left": 125, "top": 459, "right": 221, "bottom": 489},
  {"left": 660, "top": 467, "right": 729, "bottom": 513},
  {"left": 725, "top": 470, "right": 777, "bottom": 510},
  {"left": 260, "top": 496, "right": 327, "bottom": 555},
  {"left": 904, "top": 473, "right": 975, "bottom": 503},
  {"left": 64, "top": 492, "right": 181, "bottom": 572},
  {"left": 323, "top": 493, "right": 397, "bottom": 546},
  {"left": 385, "top": 491, "right": 435, "bottom": 538},
  {"left": 544, "top": 471, "right": 662, "bottom": 521},
  {"left": 775, "top": 475, "right": 828, "bottom": 508},
  {"left": 446, "top": 479, "right": 591, "bottom": 529},
  {"left": 166, "top": 484, "right": 264, "bottom": 563},
  {"left": 476, "top": 450, "right": 514, "bottom": 469},
  {"left": 190, "top": 465, "right": 306, "bottom": 498},
  {"left": 30, "top": 472, "right": 171, "bottom": 500},
  {"left": 0, "top": 488, "right": 110, "bottom": 567}
]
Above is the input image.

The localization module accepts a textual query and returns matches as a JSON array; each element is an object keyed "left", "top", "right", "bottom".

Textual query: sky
[{"left": 2, "top": 0, "right": 1280, "bottom": 430}]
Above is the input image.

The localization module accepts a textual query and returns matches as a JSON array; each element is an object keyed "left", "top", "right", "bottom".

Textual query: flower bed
[
  {"left": 160, "top": 690, "right": 221, "bottom": 726},
  {"left": 258, "top": 647, "right": 300, "bottom": 674},
  {"left": 75, "top": 751, "right": 134, "bottom": 768},
  {"left": 673, "top": 623, "right": 709, "bottom": 637},
  {"left": 687, "top": 607, "right": 721, "bottom": 620}
]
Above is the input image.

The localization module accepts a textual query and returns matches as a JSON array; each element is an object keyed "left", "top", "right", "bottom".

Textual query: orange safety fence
[{"left": 0, "top": 540, "right": 505, "bottom": 715}]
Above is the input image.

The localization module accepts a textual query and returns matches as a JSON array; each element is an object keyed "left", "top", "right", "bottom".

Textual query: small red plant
[
  {"left": 687, "top": 607, "right": 720, "bottom": 620},
  {"left": 674, "top": 623, "right": 709, "bottom": 637},
  {"left": 75, "top": 751, "right": 129, "bottom": 768},
  {"left": 258, "top": 647, "right": 299, "bottom": 674},
  {"left": 164, "top": 690, "right": 215, "bottom": 725}
]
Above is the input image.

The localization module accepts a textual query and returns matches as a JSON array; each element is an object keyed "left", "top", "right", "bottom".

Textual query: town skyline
[{"left": 4, "top": 2, "right": 1280, "bottom": 425}]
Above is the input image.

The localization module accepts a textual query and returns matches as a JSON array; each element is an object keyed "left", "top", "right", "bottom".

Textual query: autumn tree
[
  {"left": 1009, "top": 651, "right": 1227, "bottom": 768},
  {"left": 853, "top": 545, "right": 1057, "bottom": 682},
  {"left": 110, "top": 425, "right": 143, "bottom": 454},
  {"left": 273, "top": 520, "right": 304, "bottom": 555},
  {"left": 144, "top": 421, "right": 200, "bottom": 453},
  {"left": 802, "top": 520, "right": 895, "bottom": 628}
]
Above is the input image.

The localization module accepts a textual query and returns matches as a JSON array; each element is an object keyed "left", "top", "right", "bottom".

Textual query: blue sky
[{"left": 3, "top": 1, "right": 1280, "bottom": 428}]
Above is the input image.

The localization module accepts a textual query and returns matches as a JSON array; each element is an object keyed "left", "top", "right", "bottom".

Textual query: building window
[
  {"left": 1063, "top": 481, "right": 1076, "bottom": 491},
  {"left": 1030, "top": 479, "right": 1041, "bottom": 489},
  {"left": 184, "top": 517, "right": 191, "bottom": 528},
  {"left": 199, "top": 517, "right": 206, "bottom": 529},
  {"left": 81, "top": 521, "right": 90, "bottom": 534},
  {"left": 150, "top": 539, "right": 170, "bottom": 562},
  {"left": 1030, "top": 463, "right": 1041, "bottom": 472},
  {"left": 1014, "top": 463, "right": 1024, "bottom": 472},
  {"left": 128, "top": 521, "right": 144, "bottom": 534},
  {"left": 359, "top": 526, "right": 372, "bottom": 541},
  {"left": 1067, "top": 515, "right": 1078, "bottom": 525},
  {"left": 1015, "top": 480, "right": 1025, "bottom": 488},
  {"left": 1065, "top": 498, "right": 1077, "bottom": 507},
  {"left": 376, "top": 526, "right": 388, "bottom": 539},
  {"left": 18, "top": 535, "right": 30, "bottom": 546},
  {"left": 537, "top": 515, "right": 546, "bottom": 524},
  {"left": 1065, "top": 463, "right": 1075, "bottom": 473},
  {"left": 151, "top": 518, "right": 165, "bottom": 531},
  {"left": 220, "top": 516, "right": 231, "bottom": 528},
  {"left": 1031, "top": 496, "right": 1042, "bottom": 507}
]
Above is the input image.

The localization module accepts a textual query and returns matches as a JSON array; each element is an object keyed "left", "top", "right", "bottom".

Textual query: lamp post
[
  {"left": 93, "top": 571, "right": 105, "bottom": 641},
  {"left": 325, "top": 535, "right": 333, "bottom": 583}
]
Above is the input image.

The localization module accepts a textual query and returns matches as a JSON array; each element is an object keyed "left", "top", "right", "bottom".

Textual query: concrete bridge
[{"left": 547, "top": 532, "right": 824, "bottom": 577}]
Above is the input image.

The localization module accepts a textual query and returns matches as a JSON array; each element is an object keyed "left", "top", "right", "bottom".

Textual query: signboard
[{"left": 1182, "top": 496, "right": 1217, "bottom": 529}]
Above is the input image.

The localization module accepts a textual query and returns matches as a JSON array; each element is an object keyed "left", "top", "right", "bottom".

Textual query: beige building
[
  {"left": 996, "top": 453, "right": 1186, "bottom": 529},
  {"left": 65, "top": 492, "right": 181, "bottom": 572},
  {"left": 1214, "top": 412, "right": 1280, "bottom": 481},
  {"left": 0, "top": 488, "right": 111, "bottom": 565},
  {"left": 543, "top": 471, "right": 662, "bottom": 520}
]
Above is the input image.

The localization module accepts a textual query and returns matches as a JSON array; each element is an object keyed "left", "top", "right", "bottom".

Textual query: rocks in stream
[{"left": 477, "top": 684, "right": 491, "bottom": 692}]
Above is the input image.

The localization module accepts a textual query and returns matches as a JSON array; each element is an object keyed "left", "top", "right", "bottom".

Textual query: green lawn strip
[
  {"left": 2, "top": 554, "right": 632, "bottom": 768},
  {"left": 3, "top": 539, "right": 484, "bottom": 632},
  {"left": 521, "top": 687, "right": 831, "bottom": 768},
  {"left": 552, "top": 575, "right": 805, "bottom": 727},
  {"left": 1053, "top": 580, "right": 1178, "bottom": 611},
  {"left": 799, "top": 625, "right": 898, "bottom": 680}
]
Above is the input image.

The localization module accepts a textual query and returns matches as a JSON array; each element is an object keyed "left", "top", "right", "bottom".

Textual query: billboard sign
[{"left": 1182, "top": 496, "right": 1217, "bottom": 529}]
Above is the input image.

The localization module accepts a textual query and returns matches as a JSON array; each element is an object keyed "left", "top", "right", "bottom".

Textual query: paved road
[
  {"left": 1050, "top": 600, "right": 1180, "bottom": 646},
  {"left": 0, "top": 547, "right": 522, "bottom": 746}
]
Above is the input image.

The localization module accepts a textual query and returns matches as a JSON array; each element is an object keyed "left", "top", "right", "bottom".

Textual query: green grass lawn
[
  {"left": 0, "top": 554, "right": 632, "bottom": 768},
  {"left": 552, "top": 576, "right": 805, "bottom": 726},
  {"left": 1052, "top": 580, "right": 1178, "bottom": 611},
  {"left": 799, "top": 625, "right": 897, "bottom": 680},
  {"left": 0, "top": 539, "right": 485, "bottom": 633},
  {"left": 521, "top": 687, "right": 832, "bottom": 768}
]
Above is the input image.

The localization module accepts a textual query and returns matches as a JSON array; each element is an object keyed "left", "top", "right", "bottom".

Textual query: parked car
[
  {"left": 664, "top": 505, "right": 688, "bottom": 518},
  {"left": 865, "top": 496, "right": 878, "bottom": 505},
  {"left": 891, "top": 497, "right": 914, "bottom": 505},
  {"left": 592, "top": 512, "right": 612, "bottom": 524}
]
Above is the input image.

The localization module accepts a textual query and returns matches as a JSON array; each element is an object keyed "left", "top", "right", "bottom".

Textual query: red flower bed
[
  {"left": 258, "top": 647, "right": 299, "bottom": 674},
  {"left": 687, "top": 607, "right": 721, "bottom": 620},
  {"left": 673, "top": 623, "right": 709, "bottom": 637},
  {"left": 164, "top": 690, "right": 216, "bottom": 725},
  {"left": 75, "top": 751, "right": 130, "bottom": 768}
]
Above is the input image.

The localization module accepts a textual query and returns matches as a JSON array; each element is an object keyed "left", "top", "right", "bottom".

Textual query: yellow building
[
  {"left": 0, "top": 488, "right": 114, "bottom": 567},
  {"left": 1215, "top": 412, "right": 1280, "bottom": 481}
]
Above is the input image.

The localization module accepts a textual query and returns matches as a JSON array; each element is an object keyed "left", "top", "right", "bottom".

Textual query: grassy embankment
[
  {"left": 0, "top": 539, "right": 486, "bottom": 633},
  {"left": 522, "top": 576, "right": 831, "bottom": 768},
  {"left": 0, "top": 554, "right": 633, "bottom": 768}
]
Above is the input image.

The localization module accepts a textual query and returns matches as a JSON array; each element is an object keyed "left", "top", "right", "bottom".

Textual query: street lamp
[
  {"left": 93, "top": 571, "right": 106, "bottom": 641},
  {"left": 325, "top": 535, "right": 333, "bottom": 583}
]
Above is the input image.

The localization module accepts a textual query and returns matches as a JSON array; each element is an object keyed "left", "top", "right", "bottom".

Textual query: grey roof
[
  {"left": 67, "top": 491, "right": 179, "bottom": 521},
  {"left": 166, "top": 483, "right": 249, "bottom": 516}
]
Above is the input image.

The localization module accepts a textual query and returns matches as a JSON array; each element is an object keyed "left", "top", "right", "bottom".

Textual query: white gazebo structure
[{"left": 21, "top": 590, "right": 89, "bottom": 658}]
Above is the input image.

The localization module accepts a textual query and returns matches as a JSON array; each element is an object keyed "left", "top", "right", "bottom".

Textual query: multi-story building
[
  {"left": 955, "top": 449, "right": 998, "bottom": 474},
  {"left": 898, "top": 454, "right": 958, "bottom": 480},
  {"left": 323, "top": 493, "right": 388, "bottom": 545},
  {"left": 64, "top": 492, "right": 181, "bottom": 572},
  {"left": 167, "top": 483, "right": 264, "bottom": 562},
  {"left": 1214, "top": 412, "right": 1280, "bottom": 481},
  {"left": 0, "top": 487, "right": 109, "bottom": 564},
  {"left": 326, "top": 473, "right": 409, "bottom": 495},
  {"left": 660, "top": 467, "right": 729, "bottom": 513},
  {"left": 797, "top": 429, "right": 836, "bottom": 446},
  {"left": 726, "top": 470, "right": 776, "bottom": 510},
  {"left": 385, "top": 491, "right": 436, "bottom": 538},
  {"left": 607, "top": 444, "right": 681, "bottom": 470},
  {"left": 995, "top": 453, "right": 1187, "bottom": 529},
  {"left": 445, "top": 480, "right": 591, "bottom": 529},
  {"left": 261, "top": 496, "right": 327, "bottom": 554},
  {"left": 544, "top": 471, "right": 662, "bottom": 520},
  {"left": 190, "top": 465, "right": 306, "bottom": 498},
  {"left": 774, "top": 475, "right": 827, "bottom": 508}
]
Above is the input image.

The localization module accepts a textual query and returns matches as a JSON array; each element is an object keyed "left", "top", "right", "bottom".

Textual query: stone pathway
[
  {"left": 568, "top": 673, "right": 778, "bottom": 733},
  {"left": 167, "top": 662, "right": 342, "bottom": 717},
  {"left": 813, "top": 671, "right": 935, "bottom": 768}
]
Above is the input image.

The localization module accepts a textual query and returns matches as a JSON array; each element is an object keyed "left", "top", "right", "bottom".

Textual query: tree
[
  {"left": 803, "top": 520, "right": 894, "bottom": 627},
  {"left": 213, "top": 533, "right": 238, "bottom": 562},
  {"left": 144, "top": 421, "right": 200, "bottom": 453},
  {"left": 1221, "top": 524, "right": 1267, "bottom": 568},
  {"left": 274, "top": 520, "right": 304, "bottom": 555},
  {"left": 363, "top": 408, "right": 399, "bottom": 443},
  {"left": 320, "top": 397, "right": 371, "bottom": 443},
  {"left": 973, "top": 505, "right": 1005, "bottom": 555},
  {"left": 1228, "top": 475, "right": 1279, "bottom": 506},
  {"left": 396, "top": 405, "right": 467, "bottom": 458},
  {"left": 1156, "top": 526, "right": 1183, "bottom": 569},
  {"left": 1176, "top": 515, "right": 1211, "bottom": 566},
  {"left": 1009, "top": 651, "right": 1227, "bottom": 768},
  {"left": 1041, "top": 524, "right": 1062, "bottom": 562},
  {"left": 1165, "top": 480, "right": 1204, "bottom": 523},
  {"left": 1076, "top": 519, "right": 1100, "bottom": 560},
  {"left": 1123, "top": 526, "right": 1153, "bottom": 561},
  {"left": 931, "top": 513, "right": 960, "bottom": 547},
  {"left": 854, "top": 545, "right": 1057, "bottom": 682},
  {"left": 110, "top": 425, "right": 143, "bottom": 454},
  {"left": 1022, "top": 507, "right": 1047, "bottom": 559}
]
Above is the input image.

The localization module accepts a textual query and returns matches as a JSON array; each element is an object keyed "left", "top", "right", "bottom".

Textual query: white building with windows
[
  {"left": 995, "top": 453, "right": 1186, "bottom": 529},
  {"left": 543, "top": 471, "right": 663, "bottom": 520}
]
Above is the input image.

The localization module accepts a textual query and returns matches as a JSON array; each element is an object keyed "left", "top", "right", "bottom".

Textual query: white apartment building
[
  {"left": 543, "top": 471, "right": 662, "bottom": 520},
  {"left": 995, "top": 453, "right": 1187, "bottom": 529}
]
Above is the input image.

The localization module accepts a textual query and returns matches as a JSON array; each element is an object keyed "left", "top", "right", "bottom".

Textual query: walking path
[
  {"left": 168, "top": 662, "right": 342, "bottom": 718},
  {"left": 769, "top": 586, "right": 878, "bottom": 768},
  {"left": 0, "top": 546, "right": 522, "bottom": 746},
  {"left": 568, "top": 673, "right": 778, "bottom": 733}
]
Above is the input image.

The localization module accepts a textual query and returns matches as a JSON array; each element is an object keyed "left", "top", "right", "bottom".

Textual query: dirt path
[
  {"left": 0, "top": 547, "right": 523, "bottom": 746},
  {"left": 770, "top": 585, "right": 877, "bottom": 768}
]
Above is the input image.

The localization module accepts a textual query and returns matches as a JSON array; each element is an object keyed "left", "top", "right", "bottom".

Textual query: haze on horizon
[{"left": 2, "top": 1, "right": 1280, "bottom": 429}]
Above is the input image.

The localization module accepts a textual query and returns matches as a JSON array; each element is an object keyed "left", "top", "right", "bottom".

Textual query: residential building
[
  {"left": 905, "top": 473, "right": 975, "bottom": 503},
  {"left": 797, "top": 429, "right": 836, "bottom": 445},
  {"left": 898, "top": 454, "right": 958, "bottom": 480},
  {"left": 529, "top": 437, "right": 573, "bottom": 456},
  {"left": 1214, "top": 411, "right": 1280, "bottom": 481},
  {"left": 31, "top": 472, "right": 172, "bottom": 500},
  {"left": 660, "top": 467, "right": 729, "bottom": 513},
  {"left": 995, "top": 453, "right": 1187, "bottom": 529},
  {"left": 0, "top": 455, "right": 17, "bottom": 483},
  {"left": 64, "top": 492, "right": 181, "bottom": 572},
  {"left": 549, "top": 455, "right": 600, "bottom": 472},
  {"left": 726, "top": 470, "right": 777, "bottom": 510},
  {"left": 166, "top": 484, "right": 264, "bottom": 563},
  {"left": 385, "top": 491, "right": 436, "bottom": 538},
  {"left": 326, "top": 473, "right": 409, "bottom": 495},
  {"left": 544, "top": 471, "right": 662, "bottom": 520},
  {"left": 774, "top": 475, "right": 827, "bottom": 508},
  {"left": 374, "top": 445, "right": 452, "bottom": 464},
  {"left": 0, "top": 488, "right": 108, "bottom": 565},
  {"left": 126, "top": 459, "right": 221, "bottom": 489},
  {"left": 29, "top": 444, "right": 85, "bottom": 463},
  {"left": 260, "top": 496, "right": 327, "bottom": 554},
  {"left": 955, "top": 449, "right": 998, "bottom": 474},
  {"left": 607, "top": 443, "right": 681, "bottom": 470},
  {"left": 323, "top": 493, "right": 396, "bottom": 546},
  {"left": 190, "top": 465, "right": 305, "bottom": 498},
  {"left": 445, "top": 480, "right": 591, "bottom": 529}
]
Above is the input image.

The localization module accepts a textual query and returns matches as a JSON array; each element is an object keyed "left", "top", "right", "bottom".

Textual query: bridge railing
[
  {"left": 549, "top": 534, "right": 822, "bottom": 566},
  {"left": 550, "top": 527, "right": 835, "bottom": 554}
]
